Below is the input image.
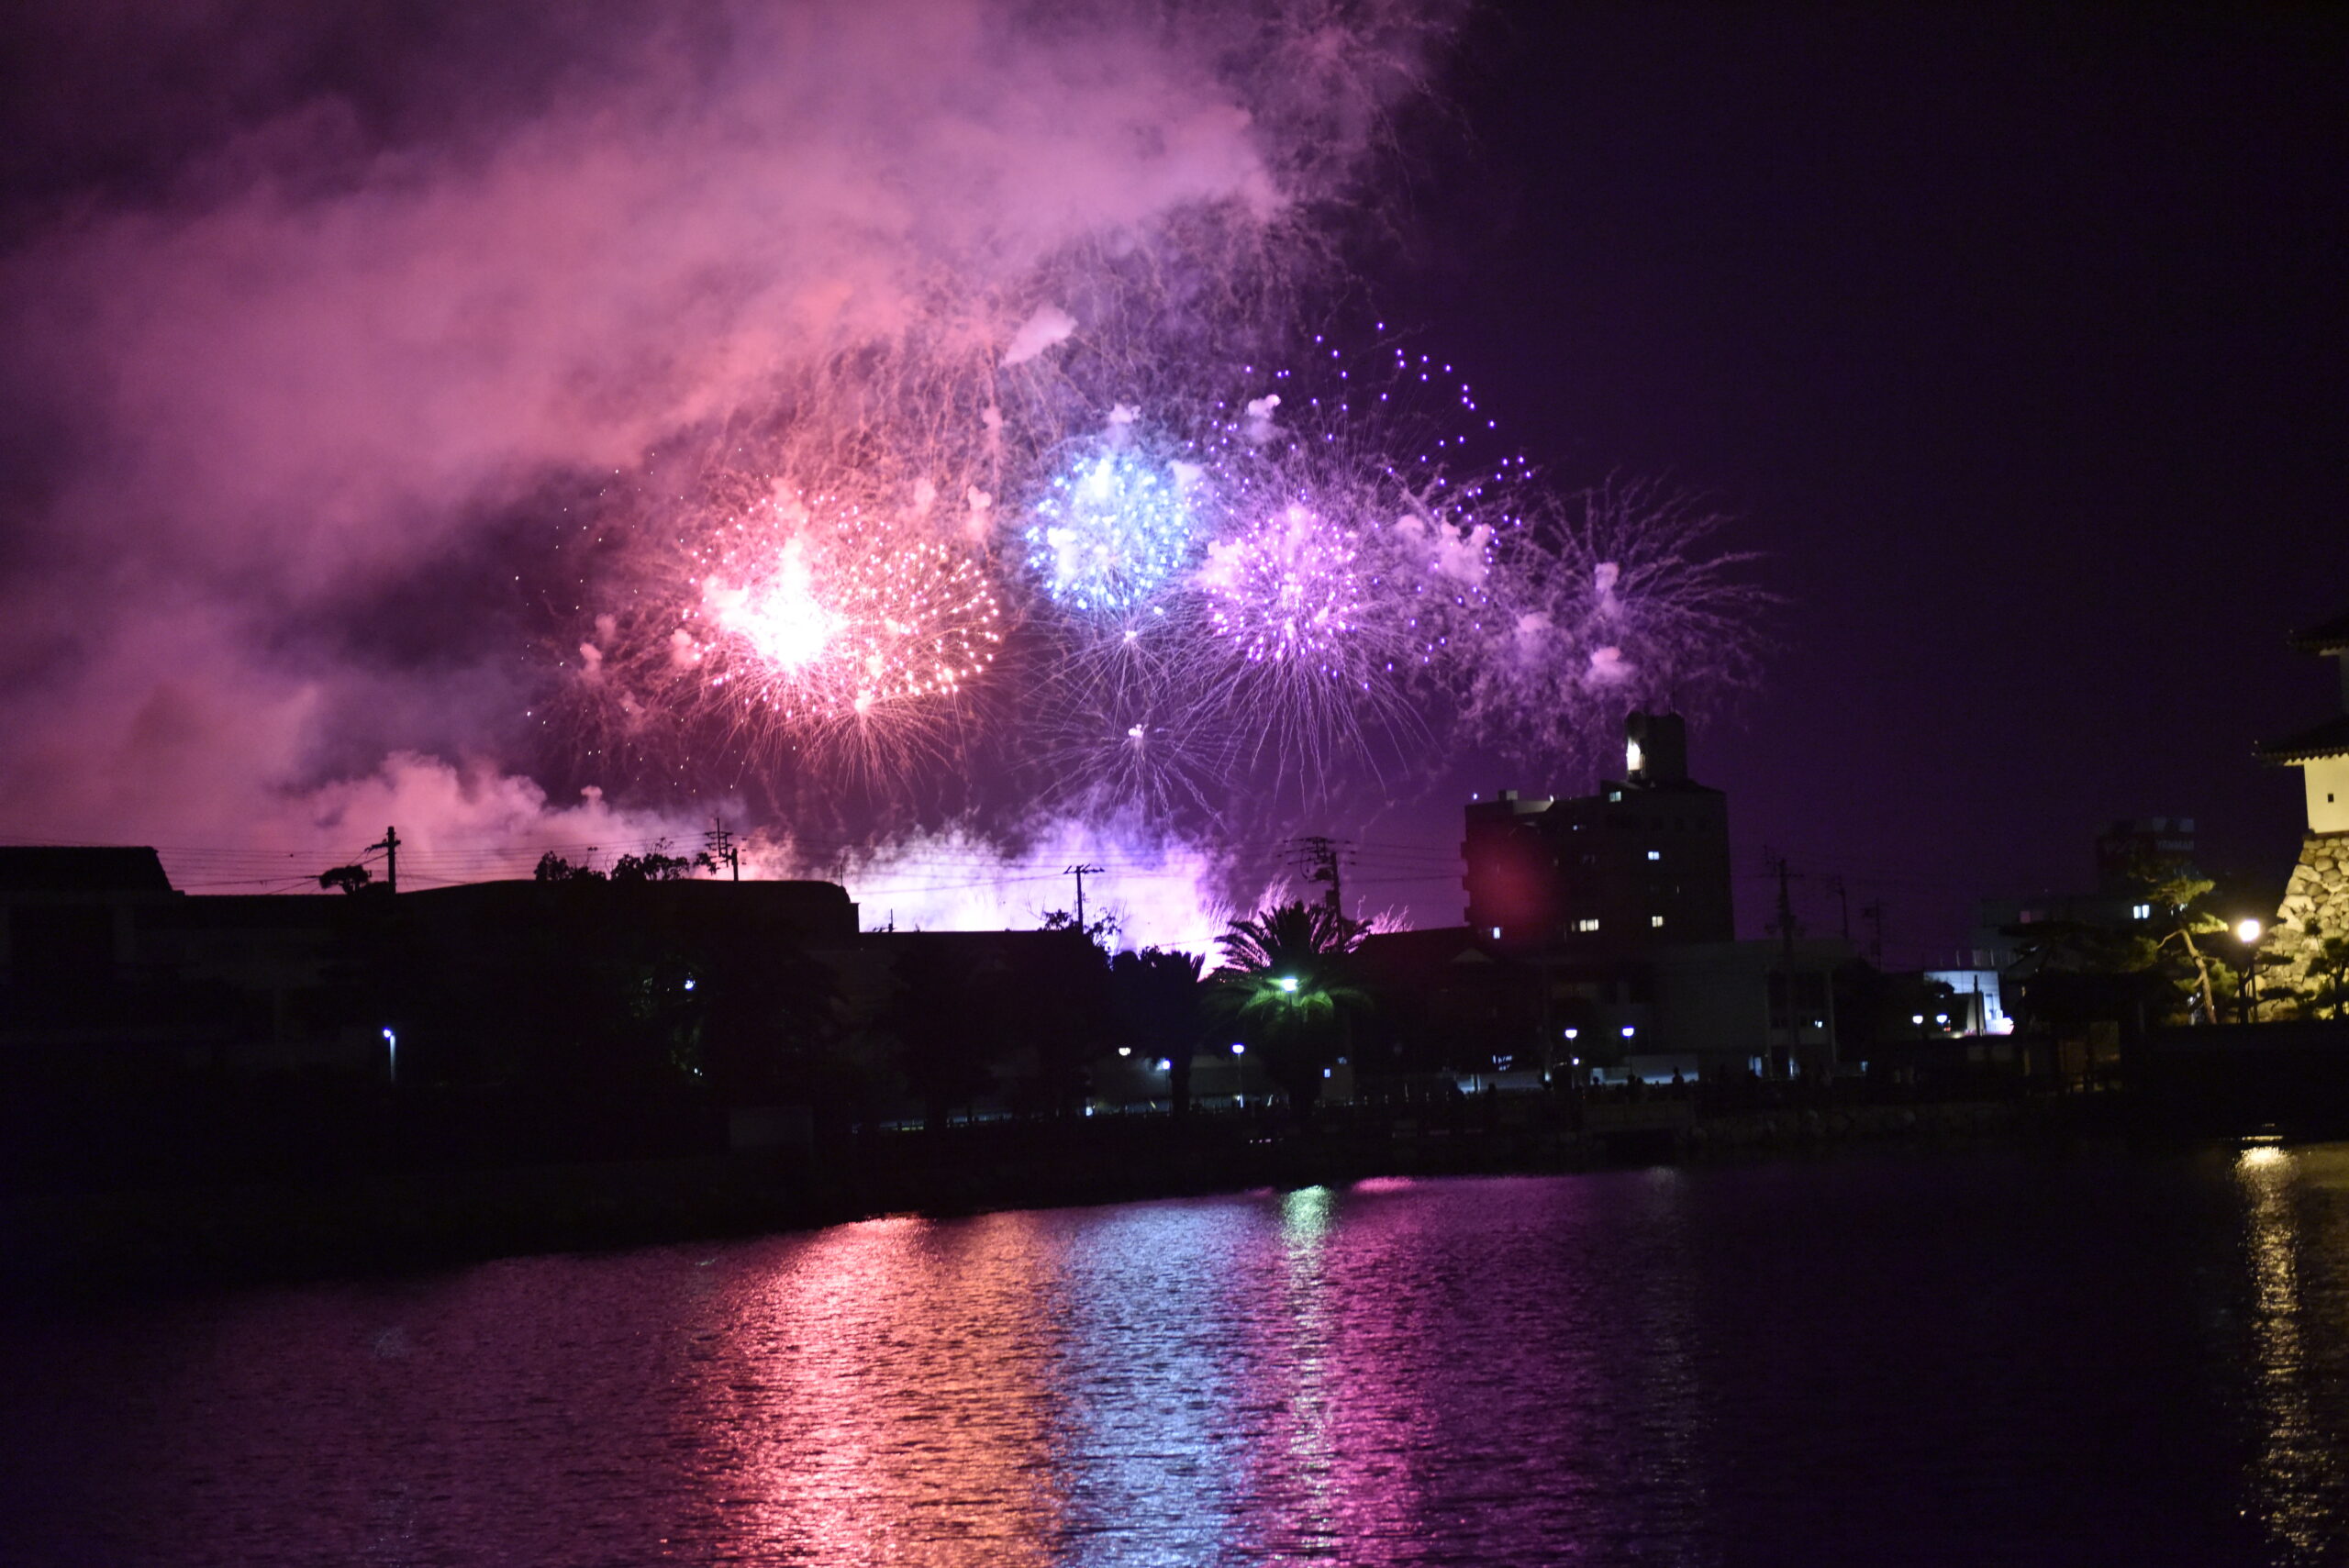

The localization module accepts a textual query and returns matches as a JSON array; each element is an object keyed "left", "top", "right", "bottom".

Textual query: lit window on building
[
  {"left": 1651, "top": 915, "right": 1664, "bottom": 928},
  {"left": 1575, "top": 917, "right": 1601, "bottom": 933},
  {"left": 2132, "top": 903, "right": 2151, "bottom": 920},
  {"left": 1646, "top": 850, "right": 1661, "bottom": 861},
  {"left": 1490, "top": 926, "right": 1501, "bottom": 940}
]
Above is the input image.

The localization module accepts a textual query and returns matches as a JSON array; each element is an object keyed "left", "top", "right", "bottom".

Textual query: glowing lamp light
[
  {"left": 2237, "top": 917, "right": 2264, "bottom": 944},
  {"left": 1912, "top": 1014, "right": 1925, "bottom": 1026},
  {"left": 1563, "top": 1028, "right": 1579, "bottom": 1040},
  {"left": 1230, "top": 1042, "right": 1246, "bottom": 1055},
  {"left": 1117, "top": 1046, "right": 1131, "bottom": 1057},
  {"left": 1276, "top": 975, "right": 1300, "bottom": 994},
  {"left": 1620, "top": 1025, "right": 1635, "bottom": 1039}
]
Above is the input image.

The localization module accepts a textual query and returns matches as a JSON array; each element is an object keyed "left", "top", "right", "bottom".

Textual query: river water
[{"left": 4, "top": 1143, "right": 2345, "bottom": 1566}]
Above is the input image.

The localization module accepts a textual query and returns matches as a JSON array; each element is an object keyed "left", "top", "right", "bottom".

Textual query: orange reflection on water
[
  {"left": 2233, "top": 1141, "right": 2349, "bottom": 1562},
  {"left": 707, "top": 1212, "right": 1072, "bottom": 1566}
]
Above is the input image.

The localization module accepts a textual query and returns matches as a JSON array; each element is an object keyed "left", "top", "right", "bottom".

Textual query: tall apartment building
[{"left": 1461, "top": 712, "right": 1734, "bottom": 956}]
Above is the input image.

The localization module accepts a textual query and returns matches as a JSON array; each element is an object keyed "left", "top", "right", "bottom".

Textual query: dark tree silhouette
[{"left": 1111, "top": 947, "right": 1206, "bottom": 1119}]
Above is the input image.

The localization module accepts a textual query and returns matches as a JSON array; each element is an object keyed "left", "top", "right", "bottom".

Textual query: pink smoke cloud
[{"left": 0, "top": 0, "right": 1456, "bottom": 913}]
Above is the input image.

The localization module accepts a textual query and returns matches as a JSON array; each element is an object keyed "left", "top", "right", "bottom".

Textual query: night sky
[
  {"left": 0, "top": 2, "right": 2339, "bottom": 963},
  {"left": 1375, "top": 3, "right": 2345, "bottom": 957}
]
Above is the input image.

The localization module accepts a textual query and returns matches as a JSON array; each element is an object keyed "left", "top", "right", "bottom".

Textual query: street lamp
[
  {"left": 2237, "top": 917, "right": 2264, "bottom": 1023},
  {"left": 1276, "top": 975, "right": 1299, "bottom": 994},
  {"left": 382, "top": 1027, "right": 397, "bottom": 1086}
]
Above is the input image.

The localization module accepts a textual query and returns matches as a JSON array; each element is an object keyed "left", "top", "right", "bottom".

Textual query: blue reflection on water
[{"left": 1049, "top": 1201, "right": 1251, "bottom": 1566}]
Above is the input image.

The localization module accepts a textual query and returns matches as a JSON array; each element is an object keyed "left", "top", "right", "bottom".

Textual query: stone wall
[{"left": 2262, "top": 830, "right": 2349, "bottom": 1014}]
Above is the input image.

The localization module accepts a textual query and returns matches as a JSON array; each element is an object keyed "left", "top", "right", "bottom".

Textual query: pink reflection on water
[
  {"left": 1246, "top": 1184, "right": 1442, "bottom": 1562},
  {"left": 686, "top": 1177, "right": 1636, "bottom": 1563}
]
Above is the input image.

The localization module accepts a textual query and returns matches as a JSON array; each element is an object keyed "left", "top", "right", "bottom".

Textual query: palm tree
[
  {"left": 1216, "top": 900, "right": 1367, "bottom": 977},
  {"left": 1208, "top": 901, "right": 1371, "bottom": 1124}
]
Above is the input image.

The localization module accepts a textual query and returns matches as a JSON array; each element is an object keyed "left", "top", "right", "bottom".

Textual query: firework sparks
[
  {"left": 1198, "top": 502, "right": 1367, "bottom": 668},
  {"left": 554, "top": 333, "right": 1765, "bottom": 848},
  {"left": 1025, "top": 447, "right": 1202, "bottom": 617},
  {"left": 683, "top": 492, "right": 1003, "bottom": 721}
]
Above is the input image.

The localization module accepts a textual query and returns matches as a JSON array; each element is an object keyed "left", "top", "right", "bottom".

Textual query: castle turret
[{"left": 2254, "top": 608, "right": 2349, "bottom": 1009}]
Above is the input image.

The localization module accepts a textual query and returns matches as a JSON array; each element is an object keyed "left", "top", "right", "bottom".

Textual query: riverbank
[{"left": 2, "top": 1092, "right": 2149, "bottom": 1301}]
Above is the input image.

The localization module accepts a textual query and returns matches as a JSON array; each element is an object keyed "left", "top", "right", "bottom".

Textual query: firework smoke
[{"left": 0, "top": 0, "right": 1764, "bottom": 942}]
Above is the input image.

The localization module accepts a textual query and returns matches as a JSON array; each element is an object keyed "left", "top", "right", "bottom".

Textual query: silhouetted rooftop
[
  {"left": 2255, "top": 714, "right": 2349, "bottom": 764},
  {"left": 0, "top": 846, "right": 174, "bottom": 894},
  {"left": 2287, "top": 609, "right": 2349, "bottom": 657}
]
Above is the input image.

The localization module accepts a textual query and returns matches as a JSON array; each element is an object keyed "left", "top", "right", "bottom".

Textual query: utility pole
[
  {"left": 368, "top": 826, "right": 400, "bottom": 894},
  {"left": 704, "top": 817, "right": 740, "bottom": 881},
  {"left": 1288, "top": 835, "right": 1349, "bottom": 914},
  {"left": 1862, "top": 901, "right": 1887, "bottom": 965},
  {"left": 1065, "top": 863, "right": 1104, "bottom": 932}
]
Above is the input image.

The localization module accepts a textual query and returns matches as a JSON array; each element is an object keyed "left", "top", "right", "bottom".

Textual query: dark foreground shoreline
[{"left": 2, "top": 1094, "right": 2166, "bottom": 1302}]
